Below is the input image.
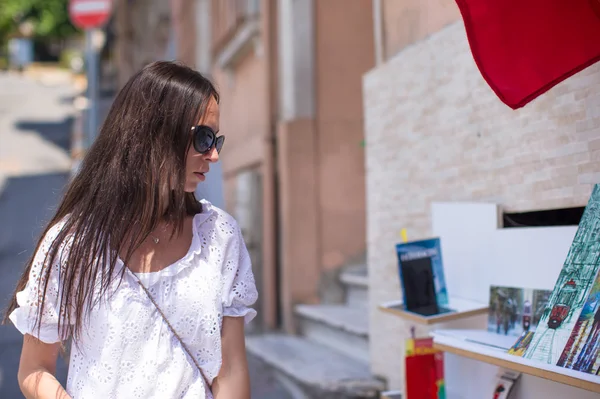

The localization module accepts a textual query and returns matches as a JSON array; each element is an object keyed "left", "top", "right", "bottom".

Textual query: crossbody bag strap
[{"left": 133, "top": 277, "right": 212, "bottom": 389}]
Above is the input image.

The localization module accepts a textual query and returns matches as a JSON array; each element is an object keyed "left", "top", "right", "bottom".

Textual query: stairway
[{"left": 246, "top": 258, "right": 385, "bottom": 399}]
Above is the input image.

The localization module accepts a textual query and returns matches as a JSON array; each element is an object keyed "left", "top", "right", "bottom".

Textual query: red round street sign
[{"left": 69, "top": 0, "right": 112, "bottom": 30}]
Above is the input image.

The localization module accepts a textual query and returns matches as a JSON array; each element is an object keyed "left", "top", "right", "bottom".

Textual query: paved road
[
  {"left": 0, "top": 70, "right": 291, "bottom": 399},
  {"left": 0, "top": 70, "right": 74, "bottom": 398}
]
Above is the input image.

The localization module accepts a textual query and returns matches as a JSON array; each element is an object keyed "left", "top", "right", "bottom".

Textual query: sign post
[{"left": 69, "top": 0, "right": 112, "bottom": 149}]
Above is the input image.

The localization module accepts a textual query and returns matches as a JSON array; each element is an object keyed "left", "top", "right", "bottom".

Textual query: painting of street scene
[
  {"left": 557, "top": 267, "right": 600, "bottom": 374},
  {"left": 488, "top": 286, "right": 551, "bottom": 337},
  {"left": 522, "top": 185, "right": 600, "bottom": 365}
]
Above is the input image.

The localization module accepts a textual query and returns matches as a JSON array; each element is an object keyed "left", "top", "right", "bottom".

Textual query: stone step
[
  {"left": 246, "top": 333, "right": 385, "bottom": 399},
  {"left": 295, "top": 304, "right": 369, "bottom": 363},
  {"left": 340, "top": 266, "right": 368, "bottom": 308}
]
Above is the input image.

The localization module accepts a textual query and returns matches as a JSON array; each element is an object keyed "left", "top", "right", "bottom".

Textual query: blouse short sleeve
[
  {"left": 220, "top": 222, "right": 258, "bottom": 324},
  {"left": 9, "top": 222, "right": 70, "bottom": 343}
]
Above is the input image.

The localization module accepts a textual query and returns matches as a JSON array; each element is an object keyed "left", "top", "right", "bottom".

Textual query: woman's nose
[{"left": 204, "top": 147, "right": 219, "bottom": 163}]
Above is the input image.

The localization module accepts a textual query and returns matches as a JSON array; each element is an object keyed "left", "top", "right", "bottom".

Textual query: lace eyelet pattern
[{"left": 9, "top": 200, "right": 258, "bottom": 398}]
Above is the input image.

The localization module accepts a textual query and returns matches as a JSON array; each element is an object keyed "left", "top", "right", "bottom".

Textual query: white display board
[{"left": 431, "top": 202, "right": 598, "bottom": 399}]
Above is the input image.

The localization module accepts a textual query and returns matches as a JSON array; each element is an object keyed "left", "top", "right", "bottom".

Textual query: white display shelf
[
  {"left": 378, "top": 297, "right": 488, "bottom": 325},
  {"left": 431, "top": 329, "right": 600, "bottom": 394}
]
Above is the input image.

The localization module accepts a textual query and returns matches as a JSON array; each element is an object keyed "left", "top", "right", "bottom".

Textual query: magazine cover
[
  {"left": 556, "top": 267, "right": 600, "bottom": 374},
  {"left": 395, "top": 238, "right": 449, "bottom": 315},
  {"left": 521, "top": 184, "right": 600, "bottom": 365},
  {"left": 488, "top": 286, "right": 551, "bottom": 337}
]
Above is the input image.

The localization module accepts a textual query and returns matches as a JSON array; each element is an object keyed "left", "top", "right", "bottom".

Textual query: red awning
[{"left": 455, "top": 0, "right": 600, "bottom": 109}]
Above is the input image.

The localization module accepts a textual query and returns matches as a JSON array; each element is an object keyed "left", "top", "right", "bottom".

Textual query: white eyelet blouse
[{"left": 9, "top": 200, "right": 259, "bottom": 399}]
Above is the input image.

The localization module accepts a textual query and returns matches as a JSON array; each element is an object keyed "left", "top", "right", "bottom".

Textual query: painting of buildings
[
  {"left": 557, "top": 265, "right": 600, "bottom": 374},
  {"left": 522, "top": 184, "right": 600, "bottom": 365}
]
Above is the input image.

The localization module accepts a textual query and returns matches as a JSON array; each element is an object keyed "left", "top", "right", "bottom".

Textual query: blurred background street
[{"left": 2, "top": 1, "right": 600, "bottom": 399}]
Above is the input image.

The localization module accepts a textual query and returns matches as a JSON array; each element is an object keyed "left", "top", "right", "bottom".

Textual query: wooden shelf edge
[
  {"left": 378, "top": 303, "right": 488, "bottom": 325},
  {"left": 434, "top": 342, "right": 600, "bottom": 394}
]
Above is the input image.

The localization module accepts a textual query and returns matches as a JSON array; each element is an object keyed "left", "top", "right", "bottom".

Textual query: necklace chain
[{"left": 149, "top": 223, "right": 170, "bottom": 244}]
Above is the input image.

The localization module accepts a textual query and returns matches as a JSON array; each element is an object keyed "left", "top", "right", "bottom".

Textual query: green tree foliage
[{"left": 0, "top": 0, "right": 78, "bottom": 45}]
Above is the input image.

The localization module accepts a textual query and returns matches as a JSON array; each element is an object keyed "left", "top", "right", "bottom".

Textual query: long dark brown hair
[{"left": 4, "top": 61, "right": 219, "bottom": 341}]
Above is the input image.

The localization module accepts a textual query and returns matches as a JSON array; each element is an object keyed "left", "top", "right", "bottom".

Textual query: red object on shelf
[
  {"left": 454, "top": 0, "right": 600, "bottom": 109},
  {"left": 406, "top": 354, "right": 435, "bottom": 399},
  {"left": 406, "top": 353, "right": 444, "bottom": 399}
]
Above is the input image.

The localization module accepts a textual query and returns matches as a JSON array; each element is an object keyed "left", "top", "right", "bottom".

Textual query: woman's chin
[{"left": 184, "top": 184, "right": 198, "bottom": 193}]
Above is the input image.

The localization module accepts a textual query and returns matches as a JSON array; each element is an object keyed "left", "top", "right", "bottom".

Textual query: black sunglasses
[{"left": 191, "top": 125, "right": 225, "bottom": 154}]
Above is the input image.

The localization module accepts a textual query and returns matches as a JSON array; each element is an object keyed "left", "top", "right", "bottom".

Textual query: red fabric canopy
[{"left": 455, "top": 0, "right": 600, "bottom": 109}]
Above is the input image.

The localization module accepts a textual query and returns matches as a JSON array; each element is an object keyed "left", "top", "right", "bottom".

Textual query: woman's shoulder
[
  {"left": 195, "top": 199, "right": 241, "bottom": 234},
  {"left": 40, "top": 217, "right": 71, "bottom": 248}
]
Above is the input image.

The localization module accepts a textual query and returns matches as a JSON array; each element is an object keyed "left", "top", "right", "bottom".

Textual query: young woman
[{"left": 4, "top": 61, "right": 258, "bottom": 399}]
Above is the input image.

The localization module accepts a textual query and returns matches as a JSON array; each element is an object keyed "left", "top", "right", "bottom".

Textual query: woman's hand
[
  {"left": 18, "top": 334, "right": 71, "bottom": 399},
  {"left": 212, "top": 317, "right": 251, "bottom": 399}
]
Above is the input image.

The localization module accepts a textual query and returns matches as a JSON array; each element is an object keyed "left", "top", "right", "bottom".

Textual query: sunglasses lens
[
  {"left": 215, "top": 136, "right": 225, "bottom": 153},
  {"left": 194, "top": 126, "right": 214, "bottom": 153}
]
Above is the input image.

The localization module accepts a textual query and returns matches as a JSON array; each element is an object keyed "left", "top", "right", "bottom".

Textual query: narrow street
[{"left": 0, "top": 69, "right": 75, "bottom": 397}]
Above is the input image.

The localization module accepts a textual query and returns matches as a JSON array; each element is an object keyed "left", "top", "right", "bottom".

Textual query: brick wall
[
  {"left": 363, "top": 21, "right": 600, "bottom": 389},
  {"left": 381, "top": 0, "right": 459, "bottom": 61}
]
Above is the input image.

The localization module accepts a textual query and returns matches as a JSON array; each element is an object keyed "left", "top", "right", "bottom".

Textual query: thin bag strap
[{"left": 133, "top": 276, "right": 211, "bottom": 388}]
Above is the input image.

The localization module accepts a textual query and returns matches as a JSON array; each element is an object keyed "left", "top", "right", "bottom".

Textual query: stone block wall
[{"left": 363, "top": 21, "right": 600, "bottom": 389}]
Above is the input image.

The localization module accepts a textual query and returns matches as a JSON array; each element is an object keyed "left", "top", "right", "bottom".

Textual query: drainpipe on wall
[
  {"left": 277, "top": 0, "right": 318, "bottom": 333},
  {"left": 262, "top": 0, "right": 280, "bottom": 330},
  {"left": 373, "top": 0, "right": 385, "bottom": 65},
  {"left": 195, "top": 0, "right": 213, "bottom": 77},
  {"left": 165, "top": 28, "right": 177, "bottom": 60}
]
